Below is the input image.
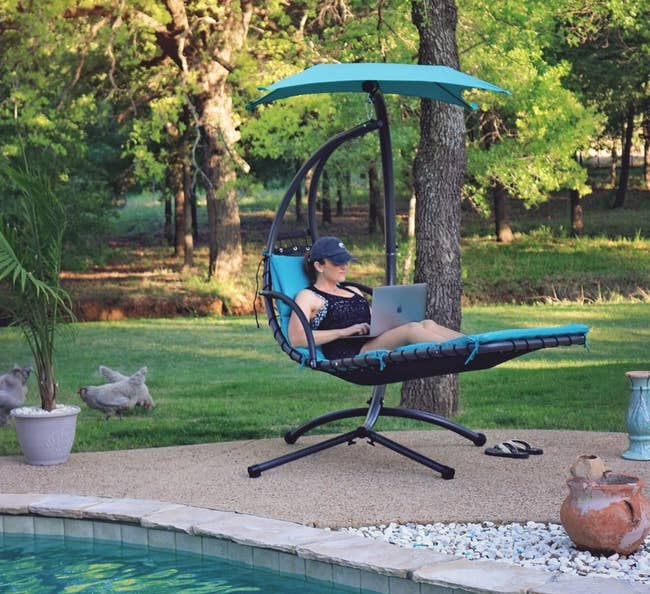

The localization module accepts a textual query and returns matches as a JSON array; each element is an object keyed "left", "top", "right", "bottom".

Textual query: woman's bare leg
[
  {"left": 360, "top": 321, "right": 464, "bottom": 353},
  {"left": 421, "top": 320, "right": 464, "bottom": 340}
]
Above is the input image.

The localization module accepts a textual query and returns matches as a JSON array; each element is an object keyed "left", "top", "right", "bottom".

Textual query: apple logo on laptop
[{"left": 396, "top": 305, "right": 403, "bottom": 314}]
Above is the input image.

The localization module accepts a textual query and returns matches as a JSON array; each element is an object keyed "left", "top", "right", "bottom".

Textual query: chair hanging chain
[
  {"left": 365, "top": 95, "right": 374, "bottom": 121},
  {"left": 253, "top": 256, "right": 264, "bottom": 328}
]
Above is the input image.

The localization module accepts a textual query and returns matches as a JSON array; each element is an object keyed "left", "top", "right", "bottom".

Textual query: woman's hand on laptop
[{"left": 345, "top": 323, "right": 371, "bottom": 337}]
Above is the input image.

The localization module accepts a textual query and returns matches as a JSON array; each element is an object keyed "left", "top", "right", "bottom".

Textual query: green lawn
[{"left": 1, "top": 302, "right": 647, "bottom": 456}]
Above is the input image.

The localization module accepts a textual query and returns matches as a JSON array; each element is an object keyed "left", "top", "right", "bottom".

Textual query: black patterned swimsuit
[{"left": 309, "top": 285, "right": 372, "bottom": 360}]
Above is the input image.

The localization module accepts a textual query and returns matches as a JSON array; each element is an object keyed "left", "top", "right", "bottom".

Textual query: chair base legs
[
  {"left": 247, "top": 426, "right": 459, "bottom": 479},
  {"left": 248, "top": 386, "right": 485, "bottom": 479},
  {"left": 284, "top": 406, "right": 487, "bottom": 447}
]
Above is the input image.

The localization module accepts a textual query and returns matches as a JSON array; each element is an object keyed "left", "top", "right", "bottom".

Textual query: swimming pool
[
  {"left": 0, "top": 532, "right": 366, "bottom": 593},
  {"left": 1, "top": 493, "right": 596, "bottom": 593}
]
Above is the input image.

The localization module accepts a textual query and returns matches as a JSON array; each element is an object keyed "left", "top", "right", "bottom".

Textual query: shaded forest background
[{"left": 0, "top": 0, "right": 648, "bottom": 288}]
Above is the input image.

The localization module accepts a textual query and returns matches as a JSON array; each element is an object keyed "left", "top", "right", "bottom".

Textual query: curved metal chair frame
[{"left": 249, "top": 84, "right": 586, "bottom": 479}]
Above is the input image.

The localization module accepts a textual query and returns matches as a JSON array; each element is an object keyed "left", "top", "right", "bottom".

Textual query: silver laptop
[{"left": 363, "top": 283, "right": 427, "bottom": 337}]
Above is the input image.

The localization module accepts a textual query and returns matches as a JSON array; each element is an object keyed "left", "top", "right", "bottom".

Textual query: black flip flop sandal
[
  {"left": 509, "top": 439, "right": 543, "bottom": 455},
  {"left": 484, "top": 442, "right": 529, "bottom": 458}
]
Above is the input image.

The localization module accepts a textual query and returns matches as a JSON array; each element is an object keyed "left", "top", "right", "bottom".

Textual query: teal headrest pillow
[
  {"left": 269, "top": 254, "right": 309, "bottom": 324},
  {"left": 269, "top": 253, "right": 327, "bottom": 361}
]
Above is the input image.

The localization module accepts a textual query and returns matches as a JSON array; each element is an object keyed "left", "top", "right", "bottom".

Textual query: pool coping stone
[{"left": 0, "top": 492, "right": 644, "bottom": 594}]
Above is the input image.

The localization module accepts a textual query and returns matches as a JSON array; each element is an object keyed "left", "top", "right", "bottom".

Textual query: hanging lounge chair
[{"left": 246, "top": 64, "right": 589, "bottom": 479}]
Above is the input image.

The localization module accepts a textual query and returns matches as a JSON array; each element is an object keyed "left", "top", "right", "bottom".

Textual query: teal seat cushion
[
  {"left": 269, "top": 254, "right": 308, "bottom": 332},
  {"left": 269, "top": 254, "right": 309, "bottom": 310},
  {"left": 394, "top": 323, "right": 589, "bottom": 352},
  {"left": 394, "top": 324, "right": 590, "bottom": 363},
  {"left": 269, "top": 254, "right": 327, "bottom": 359},
  {"left": 268, "top": 254, "right": 590, "bottom": 367}
]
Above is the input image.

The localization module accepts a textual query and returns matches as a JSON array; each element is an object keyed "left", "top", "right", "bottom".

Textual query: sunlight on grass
[
  {"left": 1, "top": 302, "right": 647, "bottom": 455},
  {"left": 114, "top": 192, "right": 209, "bottom": 237},
  {"left": 502, "top": 359, "right": 600, "bottom": 370},
  {"left": 20, "top": 170, "right": 643, "bottom": 449},
  {"left": 238, "top": 188, "right": 283, "bottom": 212},
  {"left": 104, "top": 185, "right": 650, "bottom": 307}
]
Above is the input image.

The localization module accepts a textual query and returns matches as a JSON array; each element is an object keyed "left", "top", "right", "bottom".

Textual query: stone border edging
[{"left": 0, "top": 493, "right": 641, "bottom": 594}]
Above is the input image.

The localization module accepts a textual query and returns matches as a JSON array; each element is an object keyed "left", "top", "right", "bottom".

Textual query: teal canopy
[{"left": 248, "top": 63, "right": 509, "bottom": 110}]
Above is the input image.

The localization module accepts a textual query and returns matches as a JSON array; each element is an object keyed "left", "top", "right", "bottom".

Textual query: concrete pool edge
[{"left": 0, "top": 493, "right": 641, "bottom": 594}]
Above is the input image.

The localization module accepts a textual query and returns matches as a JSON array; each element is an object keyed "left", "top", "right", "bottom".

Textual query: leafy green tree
[
  {"left": 242, "top": 0, "right": 420, "bottom": 232},
  {"left": 54, "top": 1, "right": 256, "bottom": 280},
  {"left": 456, "top": 0, "right": 602, "bottom": 240},
  {"left": 555, "top": 0, "right": 650, "bottom": 208},
  {"left": 0, "top": 1, "right": 125, "bottom": 263}
]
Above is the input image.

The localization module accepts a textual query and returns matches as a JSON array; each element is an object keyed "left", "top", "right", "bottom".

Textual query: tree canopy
[
  {"left": 457, "top": 0, "right": 603, "bottom": 219},
  {"left": 0, "top": 0, "right": 641, "bottom": 274}
]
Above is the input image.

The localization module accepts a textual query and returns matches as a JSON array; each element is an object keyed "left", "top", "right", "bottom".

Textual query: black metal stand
[
  {"left": 247, "top": 386, "right": 486, "bottom": 479},
  {"left": 250, "top": 85, "right": 487, "bottom": 480}
]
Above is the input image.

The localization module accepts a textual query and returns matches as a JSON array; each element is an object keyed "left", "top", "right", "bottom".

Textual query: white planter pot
[{"left": 10, "top": 405, "right": 80, "bottom": 465}]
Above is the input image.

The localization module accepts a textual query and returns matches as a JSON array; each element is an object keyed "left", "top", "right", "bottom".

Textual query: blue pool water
[{"left": 0, "top": 533, "right": 366, "bottom": 593}]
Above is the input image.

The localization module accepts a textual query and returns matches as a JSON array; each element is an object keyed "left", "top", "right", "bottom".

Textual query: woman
[{"left": 288, "top": 236, "right": 464, "bottom": 360}]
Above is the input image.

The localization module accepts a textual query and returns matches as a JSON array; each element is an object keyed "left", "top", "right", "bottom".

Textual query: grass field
[
  {"left": 1, "top": 167, "right": 648, "bottom": 455},
  {"left": 1, "top": 303, "right": 647, "bottom": 456},
  {"left": 91, "top": 175, "right": 650, "bottom": 310}
]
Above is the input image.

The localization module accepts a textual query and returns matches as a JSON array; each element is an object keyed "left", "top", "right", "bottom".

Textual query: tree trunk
[
  {"left": 183, "top": 159, "right": 194, "bottom": 268},
  {"left": 401, "top": 0, "right": 465, "bottom": 417},
  {"left": 163, "top": 0, "right": 251, "bottom": 281},
  {"left": 643, "top": 113, "right": 650, "bottom": 190},
  {"left": 190, "top": 186, "right": 198, "bottom": 242},
  {"left": 203, "top": 136, "right": 242, "bottom": 280},
  {"left": 570, "top": 189, "right": 584, "bottom": 236},
  {"left": 199, "top": 63, "right": 246, "bottom": 281},
  {"left": 172, "top": 157, "right": 185, "bottom": 257},
  {"left": 612, "top": 103, "right": 635, "bottom": 209},
  {"left": 164, "top": 193, "right": 173, "bottom": 245},
  {"left": 493, "top": 183, "right": 513, "bottom": 243},
  {"left": 336, "top": 173, "right": 343, "bottom": 216},
  {"left": 401, "top": 191, "right": 416, "bottom": 284},
  {"left": 306, "top": 169, "right": 316, "bottom": 211},
  {"left": 201, "top": 95, "right": 244, "bottom": 281},
  {"left": 480, "top": 110, "right": 511, "bottom": 242},
  {"left": 610, "top": 146, "right": 618, "bottom": 188}
]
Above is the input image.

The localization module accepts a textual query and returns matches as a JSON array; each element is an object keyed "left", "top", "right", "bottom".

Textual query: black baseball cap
[{"left": 309, "top": 236, "right": 356, "bottom": 264}]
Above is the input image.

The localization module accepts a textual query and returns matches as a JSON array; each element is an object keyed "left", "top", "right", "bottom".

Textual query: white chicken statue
[
  {"left": 78, "top": 366, "right": 154, "bottom": 419},
  {"left": 0, "top": 365, "right": 31, "bottom": 426}
]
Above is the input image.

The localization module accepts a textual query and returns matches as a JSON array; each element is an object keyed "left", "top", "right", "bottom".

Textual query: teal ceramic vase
[{"left": 623, "top": 371, "right": 650, "bottom": 460}]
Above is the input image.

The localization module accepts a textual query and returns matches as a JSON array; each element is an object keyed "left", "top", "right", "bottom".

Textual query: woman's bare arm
[{"left": 287, "top": 289, "right": 370, "bottom": 347}]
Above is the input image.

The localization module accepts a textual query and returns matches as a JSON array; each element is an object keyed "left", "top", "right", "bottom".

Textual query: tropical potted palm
[{"left": 0, "top": 160, "right": 80, "bottom": 465}]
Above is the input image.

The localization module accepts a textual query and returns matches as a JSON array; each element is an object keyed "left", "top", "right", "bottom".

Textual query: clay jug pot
[
  {"left": 569, "top": 454, "right": 611, "bottom": 481},
  {"left": 560, "top": 472, "right": 650, "bottom": 555}
]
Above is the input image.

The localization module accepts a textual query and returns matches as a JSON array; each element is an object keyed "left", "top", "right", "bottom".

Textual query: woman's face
[{"left": 319, "top": 259, "right": 349, "bottom": 282}]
